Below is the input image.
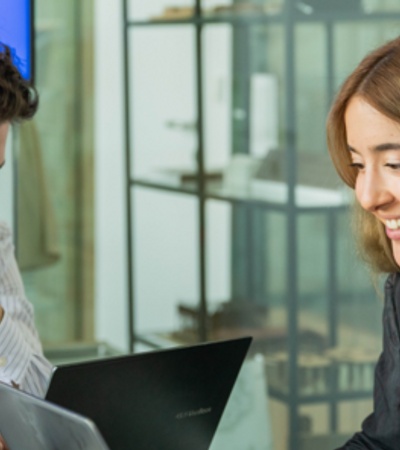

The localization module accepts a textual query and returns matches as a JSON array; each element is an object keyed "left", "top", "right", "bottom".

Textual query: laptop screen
[
  {"left": 0, "top": 382, "right": 109, "bottom": 450},
  {"left": 46, "top": 337, "right": 252, "bottom": 449}
]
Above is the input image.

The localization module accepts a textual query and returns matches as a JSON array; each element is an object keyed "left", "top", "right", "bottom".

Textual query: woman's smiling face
[{"left": 345, "top": 95, "right": 400, "bottom": 266}]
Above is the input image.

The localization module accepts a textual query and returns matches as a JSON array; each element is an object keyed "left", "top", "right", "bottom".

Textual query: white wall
[{"left": 94, "top": 0, "right": 129, "bottom": 352}]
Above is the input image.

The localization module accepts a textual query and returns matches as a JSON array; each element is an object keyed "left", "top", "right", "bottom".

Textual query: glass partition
[
  {"left": 15, "top": 0, "right": 94, "bottom": 346},
  {"left": 123, "top": 2, "right": 400, "bottom": 449}
]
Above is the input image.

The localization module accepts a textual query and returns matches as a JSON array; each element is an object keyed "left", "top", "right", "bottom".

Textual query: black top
[{"left": 337, "top": 272, "right": 400, "bottom": 449}]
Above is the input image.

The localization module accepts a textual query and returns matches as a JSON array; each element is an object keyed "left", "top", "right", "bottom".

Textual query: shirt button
[{"left": 0, "top": 357, "right": 7, "bottom": 367}]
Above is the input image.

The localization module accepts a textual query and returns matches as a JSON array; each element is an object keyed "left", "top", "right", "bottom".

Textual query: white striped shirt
[{"left": 0, "top": 222, "right": 52, "bottom": 397}]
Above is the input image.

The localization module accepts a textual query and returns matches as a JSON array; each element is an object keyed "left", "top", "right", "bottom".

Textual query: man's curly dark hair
[{"left": 0, "top": 44, "right": 38, "bottom": 123}]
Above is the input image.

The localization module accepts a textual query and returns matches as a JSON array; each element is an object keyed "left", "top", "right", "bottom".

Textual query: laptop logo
[{"left": 176, "top": 407, "right": 212, "bottom": 420}]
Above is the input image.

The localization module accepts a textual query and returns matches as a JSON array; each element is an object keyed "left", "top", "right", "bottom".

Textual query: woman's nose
[{"left": 356, "top": 171, "right": 393, "bottom": 212}]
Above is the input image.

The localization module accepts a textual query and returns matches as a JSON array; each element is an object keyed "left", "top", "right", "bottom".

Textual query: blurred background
[{"left": 2, "top": 0, "right": 400, "bottom": 449}]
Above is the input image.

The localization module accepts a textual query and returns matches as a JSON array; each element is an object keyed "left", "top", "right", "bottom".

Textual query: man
[{"left": 0, "top": 45, "right": 52, "bottom": 397}]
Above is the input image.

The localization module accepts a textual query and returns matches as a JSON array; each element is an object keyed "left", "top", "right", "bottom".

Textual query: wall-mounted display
[{"left": 0, "top": 0, "right": 33, "bottom": 80}]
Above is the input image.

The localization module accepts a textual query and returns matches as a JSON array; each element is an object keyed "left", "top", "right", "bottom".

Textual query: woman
[{"left": 328, "top": 35, "right": 400, "bottom": 449}]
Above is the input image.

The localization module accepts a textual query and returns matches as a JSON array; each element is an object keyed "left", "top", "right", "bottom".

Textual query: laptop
[
  {"left": 45, "top": 336, "right": 252, "bottom": 450},
  {"left": 0, "top": 382, "right": 109, "bottom": 450}
]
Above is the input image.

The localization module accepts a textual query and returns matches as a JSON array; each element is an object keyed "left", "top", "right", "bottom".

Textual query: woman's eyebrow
[
  {"left": 374, "top": 142, "right": 400, "bottom": 151},
  {"left": 347, "top": 143, "right": 400, "bottom": 153}
]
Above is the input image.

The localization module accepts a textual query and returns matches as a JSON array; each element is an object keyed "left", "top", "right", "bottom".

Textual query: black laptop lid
[
  {"left": 0, "top": 382, "right": 110, "bottom": 450},
  {"left": 45, "top": 337, "right": 252, "bottom": 450}
]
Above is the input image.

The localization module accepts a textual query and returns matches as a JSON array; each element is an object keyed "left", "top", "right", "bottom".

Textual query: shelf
[
  {"left": 134, "top": 332, "right": 373, "bottom": 406},
  {"left": 123, "top": 4, "right": 384, "bottom": 447},
  {"left": 131, "top": 177, "right": 198, "bottom": 196},
  {"left": 268, "top": 387, "right": 373, "bottom": 405},
  {"left": 134, "top": 333, "right": 182, "bottom": 349},
  {"left": 293, "top": 10, "right": 400, "bottom": 23},
  {"left": 127, "top": 10, "right": 400, "bottom": 28},
  {"left": 127, "top": 13, "right": 283, "bottom": 27},
  {"left": 44, "top": 341, "right": 123, "bottom": 365},
  {"left": 206, "top": 181, "right": 349, "bottom": 212},
  {"left": 130, "top": 176, "right": 350, "bottom": 213}
]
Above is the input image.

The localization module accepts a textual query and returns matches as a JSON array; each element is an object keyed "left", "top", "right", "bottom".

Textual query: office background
[{"left": 2, "top": 0, "right": 400, "bottom": 449}]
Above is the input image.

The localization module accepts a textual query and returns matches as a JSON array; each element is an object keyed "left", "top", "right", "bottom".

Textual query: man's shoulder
[
  {"left": 0, "top": 223, "right": 12, "bottom": 251},
  {"left": 0, "top": 222, "right": 11, "bottom": 240}
]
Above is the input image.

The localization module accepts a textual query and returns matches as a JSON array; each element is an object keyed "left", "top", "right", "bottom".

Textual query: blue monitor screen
[{"left": 0, "top": 0, "right": 32, "bottom": 80}]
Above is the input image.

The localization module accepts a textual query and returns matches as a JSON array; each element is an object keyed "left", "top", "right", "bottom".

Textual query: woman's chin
[{"left": 391, "top": 240, "right": 400, "bottom": 268}]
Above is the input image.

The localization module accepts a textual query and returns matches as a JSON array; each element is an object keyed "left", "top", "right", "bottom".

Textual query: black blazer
[{"left": 337, "top": 273, "right": 400, "bottom": 449}]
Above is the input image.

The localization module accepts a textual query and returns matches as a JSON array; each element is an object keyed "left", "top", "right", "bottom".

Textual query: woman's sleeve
[
  {"left": 0, "top": 223, "right": 52, "bottom": 397},
  {"left": 336, "top": 273, "right": 400, "bottom": 450}
]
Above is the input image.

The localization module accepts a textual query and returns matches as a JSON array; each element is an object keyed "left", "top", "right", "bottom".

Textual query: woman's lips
[
  {"left": 386, "top": 227, "right": 400, "bottom": 240},
  {"left": 386, "top": 219, "right": 400, "bottom": 240}
]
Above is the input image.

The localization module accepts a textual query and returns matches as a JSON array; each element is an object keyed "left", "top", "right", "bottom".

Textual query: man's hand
[{"left": 0, "top": 434, "right": 9, "bottom": 450}]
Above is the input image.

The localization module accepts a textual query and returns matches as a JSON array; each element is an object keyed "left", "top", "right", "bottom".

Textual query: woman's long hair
[{"left": 327, "top": 36, "right": 400, "bottom": 274}]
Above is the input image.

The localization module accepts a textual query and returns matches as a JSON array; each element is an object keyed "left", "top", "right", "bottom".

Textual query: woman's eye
[
  {"left": 349, "top": 162, "right": 364, "bottom": 171},
  {"left": 385, "top": 163, "right": 400, "bottom": 170}
]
